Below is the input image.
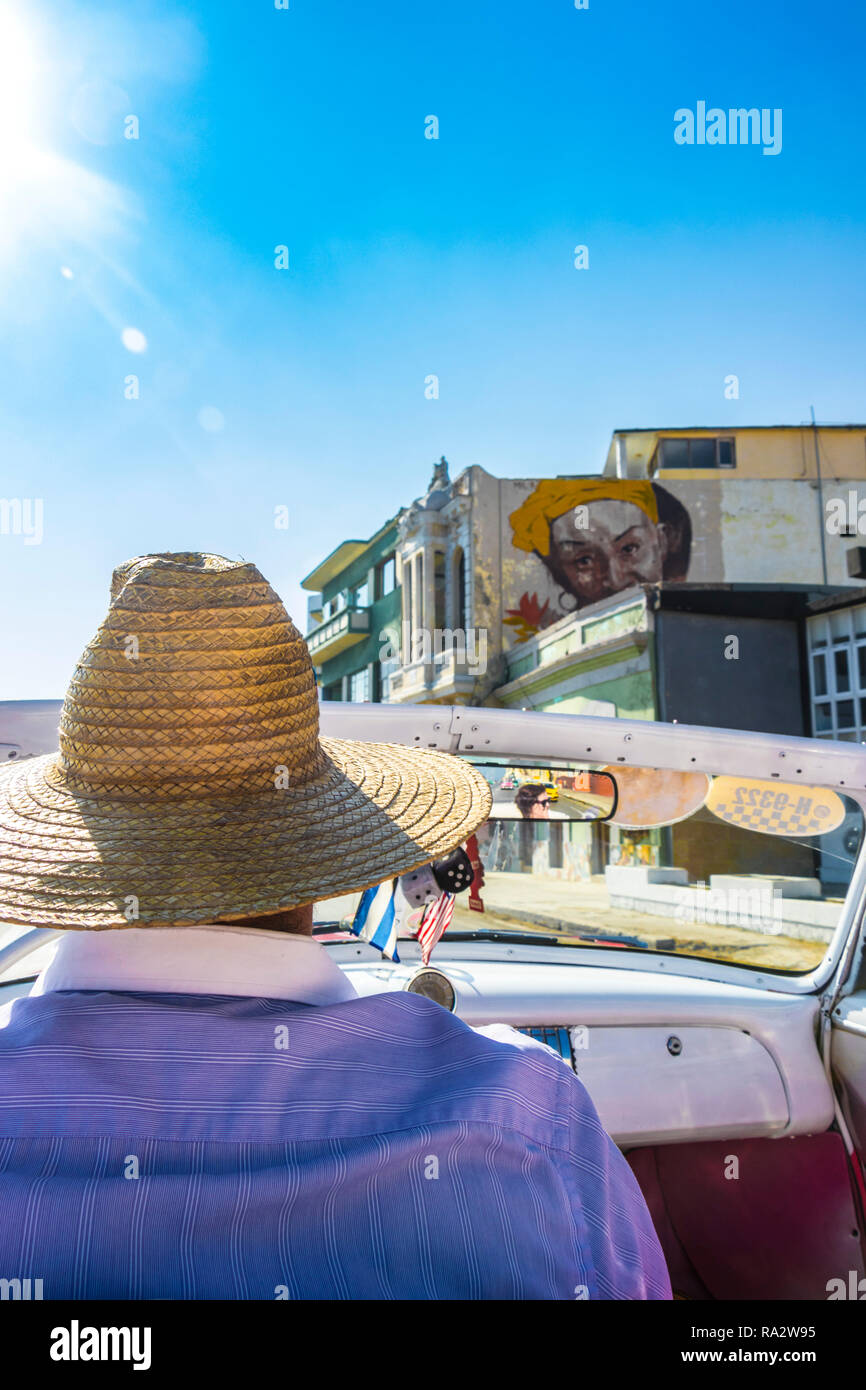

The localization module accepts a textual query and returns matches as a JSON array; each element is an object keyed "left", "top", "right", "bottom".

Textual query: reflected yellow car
[{"left": 525, "top": 778, "right": 559, "bottom": 802}]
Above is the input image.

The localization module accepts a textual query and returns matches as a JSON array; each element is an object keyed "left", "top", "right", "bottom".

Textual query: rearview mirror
[{"left": 475, "top": 765, "right": 618, "bottom": 822}]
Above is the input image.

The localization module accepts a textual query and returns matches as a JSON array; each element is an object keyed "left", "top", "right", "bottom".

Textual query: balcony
[
  {"left": 386, "top": 648, "right": 480, "bottom": 704},
  {"left": 306, "top": 605, "right": 370, "bottom": 662}
]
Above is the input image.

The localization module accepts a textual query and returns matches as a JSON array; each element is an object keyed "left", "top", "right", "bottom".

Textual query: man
[{"left": 0, "top": 551, "right": 670, "bottom": 1300}]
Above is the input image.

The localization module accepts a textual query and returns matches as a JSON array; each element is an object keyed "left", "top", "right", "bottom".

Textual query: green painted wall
[
  {"left": 499, "top": 637, "right": 657, "bottom": 720},
  {"left": 319, "top": 524, "right": 396, "bottom": 608},
  {"left": 316, "top": 522, "right": 400, "bottom": 693},
  {"left": 542, "top": 668, "right": 656, "bottom": 721},
  {"left": 320, "top": 589, "right": 401, "bottom": 690},
  {"left": 579, "top": 603, "right": 645, "bottom": 646}
]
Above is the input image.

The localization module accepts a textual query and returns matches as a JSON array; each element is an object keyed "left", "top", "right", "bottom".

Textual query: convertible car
[{"left": 2, "top": 698, "right": 866, "bottom": 1302}]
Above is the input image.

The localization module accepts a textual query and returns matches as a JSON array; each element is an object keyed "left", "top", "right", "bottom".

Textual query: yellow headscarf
[{"left": 509, "top": 480, "right": 659, "bottom": 556}]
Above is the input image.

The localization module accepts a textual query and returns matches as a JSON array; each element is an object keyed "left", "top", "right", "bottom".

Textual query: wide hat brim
[{"left": 0, "top": 736, "right": 493, "bottom": 930}]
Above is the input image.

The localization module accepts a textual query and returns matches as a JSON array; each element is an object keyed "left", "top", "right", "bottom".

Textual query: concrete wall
[{"left": 466, "top": 469, "right": 866, "bottom": 653}]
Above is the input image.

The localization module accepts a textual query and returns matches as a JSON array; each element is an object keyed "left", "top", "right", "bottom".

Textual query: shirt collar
[{"left": 31, "top": 924, "right": 358, "bottom": 1006}]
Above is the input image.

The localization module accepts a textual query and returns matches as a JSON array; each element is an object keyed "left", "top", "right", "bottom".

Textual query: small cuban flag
[{"left": 350, "top": 879, "right": 400, "bottom": 962}]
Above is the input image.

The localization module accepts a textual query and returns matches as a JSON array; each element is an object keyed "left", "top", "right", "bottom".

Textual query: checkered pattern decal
[{"left": 707, "top": 777, "right": 845, "bottom": 837}]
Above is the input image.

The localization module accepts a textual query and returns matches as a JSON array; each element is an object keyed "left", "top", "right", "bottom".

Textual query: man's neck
[{"left": 214, "top": 904, "right": 314, "bottom": 935}]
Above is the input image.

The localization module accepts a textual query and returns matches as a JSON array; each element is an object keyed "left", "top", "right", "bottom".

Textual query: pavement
[
  {"left": 449, "top": 872, "right": 827, "bottom": 973},
  {"left": 1, "top": 878, "right": 826, "bottom": 983}
]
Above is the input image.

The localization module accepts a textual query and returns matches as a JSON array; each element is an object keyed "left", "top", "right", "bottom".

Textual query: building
[
  {"left": 301, "top": 518, "right": 400, "bottom": 703},
  {"left": 602, "top": 423, "right": 866, "bottom": 586},
  {"left": 301, "top": 427, "right": 866, "bottom": 883},
  {"left": 302, "top": 427, "right": 866, "bottom": 729},
  {"left": 805, "top": 586, "right": 866, "bottom": 744},
  {"left": 605, "top": 423, "right": 866, "bottom": 483},
  {"left": 494, "top": 580, "right": 839, "bottom": 881}
]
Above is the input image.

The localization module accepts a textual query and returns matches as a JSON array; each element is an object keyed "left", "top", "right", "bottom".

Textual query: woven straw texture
[{"left": 0, "top": 553, "right": 492, "bottom": 929}]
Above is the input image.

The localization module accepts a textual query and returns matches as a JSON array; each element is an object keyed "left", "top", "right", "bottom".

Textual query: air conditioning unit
[{"left": 846, "top": 547, "right": 866, "bottom": 580}]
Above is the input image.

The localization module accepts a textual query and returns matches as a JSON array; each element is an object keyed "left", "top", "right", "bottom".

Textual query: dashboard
[
  {"left": 0, "top": 929, "right": 836, "bottom": 1152},
  {"left": 330, "top": 939, "right": 835, "bottom": 1148}
]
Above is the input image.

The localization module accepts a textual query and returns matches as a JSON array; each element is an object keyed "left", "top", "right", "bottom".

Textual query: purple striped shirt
[{"left": 0, "top": 932, "right": 670, "bottom": 1301}]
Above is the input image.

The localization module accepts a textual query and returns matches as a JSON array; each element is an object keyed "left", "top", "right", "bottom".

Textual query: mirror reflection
[{"left": 476, "top": 764, "right": 617, "bottom": 822}]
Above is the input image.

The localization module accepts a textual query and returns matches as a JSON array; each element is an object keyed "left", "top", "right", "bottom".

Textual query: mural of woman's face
[{"left": 549, "top": 499, "right": 668, "bottom": 605}]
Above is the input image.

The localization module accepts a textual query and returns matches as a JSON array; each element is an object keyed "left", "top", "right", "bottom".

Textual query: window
[
  {"left": 376, "top": 556, "right": 396, "bottom": 598},
  {"left": 323, "top": 680, "right": 342, "bottom": 701},
  {"left": 807, "top": 606, "right": 866, "bottom": 740},
  {"left": 353, "top": 581, "right": 369, "bottom": 608},
  {"left": 379, "top": 627, "right": 401, "bottom": 700},
  {"left": 452, "top": 547, "right": 466, "bottom": 629},
  {"left": 349, "top": 667, "right": 371, "bottom": 702},
  {"left": 656, "top": 437, "right": 736, "bottom": 470},
  {"left": 689, "top": 438, "right": 716, "bottom": 468},
  {"left": 660, "top": 438, "right": 689, "bottom": 468},
  {"left": 414, "top": 553, "right": 424, "bottom": 630},
  {"left": 403, "top": 558, "right": 413, "bottom": 633},
  {"left": 433, "top": 550, "right": 446, "bottom": 631},
  {"left": 324, "top": 592, "right": 347, "bottom": 619}
]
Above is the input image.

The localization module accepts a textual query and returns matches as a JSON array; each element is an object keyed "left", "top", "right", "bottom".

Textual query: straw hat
[{"left": 0, "top": 553, "right": 492, "bottom": 929}]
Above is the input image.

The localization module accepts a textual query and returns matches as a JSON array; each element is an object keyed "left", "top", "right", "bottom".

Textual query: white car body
[{"left": 2, "top": 698, "right": 866, "bottom": 1299}]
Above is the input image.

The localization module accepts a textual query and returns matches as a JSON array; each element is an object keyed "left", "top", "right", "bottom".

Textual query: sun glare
[
  {"left": 0, "top": 2, "right": 133, "bottom": 280},
  {"left": 0, "top": 6, "right": 38, "bottom": 182}
]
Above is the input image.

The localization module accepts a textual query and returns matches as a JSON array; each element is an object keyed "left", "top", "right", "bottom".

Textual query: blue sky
[{"left": 1, "top": 0, "right": 865, "bottom": 696}]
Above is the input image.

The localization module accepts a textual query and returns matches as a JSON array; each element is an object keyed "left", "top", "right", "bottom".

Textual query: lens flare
[{"left": 121, "top": 327, "right": 147, "bottom": 353}]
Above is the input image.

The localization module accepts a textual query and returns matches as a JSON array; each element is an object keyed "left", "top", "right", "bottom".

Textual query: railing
[
  {"left": 387, "top": 648, "right": 479, "bottom": 700},
  {"left": 306, "top": 604, "right": 370, "bottom": 660}
]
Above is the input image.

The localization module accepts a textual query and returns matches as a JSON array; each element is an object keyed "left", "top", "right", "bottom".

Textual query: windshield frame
[
  {"left": 318, "top": 700, "right": 866, "bottom": 997},
  {"left": 2, "top": 701, "right": 866, "bottom": 999}
]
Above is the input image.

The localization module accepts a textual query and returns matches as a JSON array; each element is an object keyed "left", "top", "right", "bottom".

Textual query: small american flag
[{"left": 417, "top": 892, "right": 455, "bottom": 965}]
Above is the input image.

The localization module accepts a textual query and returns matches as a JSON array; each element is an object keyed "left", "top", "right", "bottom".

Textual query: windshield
[
  {"left": 454, "top": 759, "right": 863, "bottom": 974},
  {"left": 1, "top": 755, "right": 860, "bottom": 982}
]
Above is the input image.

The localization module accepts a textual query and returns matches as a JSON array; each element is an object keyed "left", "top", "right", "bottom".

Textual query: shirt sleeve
[
  {"left": 558, "top": 1066, "right": 673, "bottom": 1300},
  {"left": 475, "top": 1021, "right": 672, "bottom": 1299}
]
